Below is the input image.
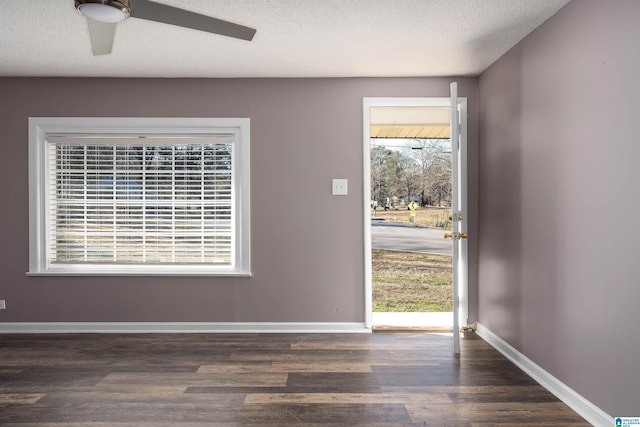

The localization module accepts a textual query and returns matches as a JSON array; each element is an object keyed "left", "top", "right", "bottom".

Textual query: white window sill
[{"left": 26, "top": 271, "right": 252, "bottom": 277}]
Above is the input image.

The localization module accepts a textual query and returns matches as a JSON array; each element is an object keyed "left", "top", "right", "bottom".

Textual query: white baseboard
[
  {"left": 0, "top": 322, "right": 370, "bottom": 334},
  {"left": 476, "top": 323, "right": 612, "bottom": 427}
]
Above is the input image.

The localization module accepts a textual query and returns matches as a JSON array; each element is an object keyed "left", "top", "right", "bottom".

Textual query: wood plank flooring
[{"left": 0, "top": 331, "right": 590, "bottom": 426}]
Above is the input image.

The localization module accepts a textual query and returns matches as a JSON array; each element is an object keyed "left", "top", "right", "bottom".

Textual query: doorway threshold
[{"left": 372, "top": 312, "right": 453, "bottom": 332}]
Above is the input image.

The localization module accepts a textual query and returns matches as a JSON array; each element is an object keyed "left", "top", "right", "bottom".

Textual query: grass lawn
[
  {"left": 371, "top": 207, "right": 451, "bottom": 229},
  {"left": 372, "top": 249, "right": 453, "bottom": 312}
]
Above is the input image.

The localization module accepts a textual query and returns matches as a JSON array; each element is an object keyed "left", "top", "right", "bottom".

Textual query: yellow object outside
[{"left": 408, "top": 201, "right": 418, "bottom": 222}]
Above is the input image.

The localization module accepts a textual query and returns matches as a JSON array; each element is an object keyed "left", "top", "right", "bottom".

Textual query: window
[{"left": 28, "top": 118, "right": 250, "bottom": 276}]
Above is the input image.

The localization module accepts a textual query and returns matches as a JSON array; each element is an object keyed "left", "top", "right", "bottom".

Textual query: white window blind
[{"left": 47, "top": 136, "right": 234, "bottom": 266}]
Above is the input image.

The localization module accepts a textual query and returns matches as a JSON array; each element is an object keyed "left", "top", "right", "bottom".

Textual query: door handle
[{"left": 444, "top": 232, "right": 468, "bottom": 240}]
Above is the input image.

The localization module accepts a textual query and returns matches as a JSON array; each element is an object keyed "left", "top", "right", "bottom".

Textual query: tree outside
[{"left": 370, "top": 139, "right": 451, "bottom": 210}]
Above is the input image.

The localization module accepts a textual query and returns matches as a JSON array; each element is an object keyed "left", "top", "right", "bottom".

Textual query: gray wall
[
  {"left": 478, "top": 0, "right": 640, "bottom": 416},
  {"left": 0, "top": 77, "right": 478, "bottom": 324}
]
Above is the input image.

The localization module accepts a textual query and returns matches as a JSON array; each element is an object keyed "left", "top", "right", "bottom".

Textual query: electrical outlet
[{"left": 0, "top": 300, "right": 5, "bottom": 310}]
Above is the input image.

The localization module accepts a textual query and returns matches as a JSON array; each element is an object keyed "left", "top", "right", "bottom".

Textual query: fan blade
[
  {"left": 87, "top": 19, "right": 117, "bottom": 55},
  {"left": 129, "top": 0, "right": 256, "bottom": 41}
]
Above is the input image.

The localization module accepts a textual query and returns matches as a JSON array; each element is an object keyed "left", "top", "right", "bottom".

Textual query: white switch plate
[
  {"left": 0, "top": 300, "right": 5, "bottom": 310},
  {"left": 332, "top": 179, "right": 348, "bottom": 195}
]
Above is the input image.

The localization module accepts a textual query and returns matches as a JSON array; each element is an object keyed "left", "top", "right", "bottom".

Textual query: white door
[{"left": 449, "top": 82, "right": 468, "bottom": 354}]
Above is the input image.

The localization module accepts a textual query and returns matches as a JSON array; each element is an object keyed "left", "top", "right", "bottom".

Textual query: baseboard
[
  {"left": 476, "top": 323, "right": 612, "bottom": 427},
  {"left": 0, "top": 322, "right": 370, "bottom": 334}
]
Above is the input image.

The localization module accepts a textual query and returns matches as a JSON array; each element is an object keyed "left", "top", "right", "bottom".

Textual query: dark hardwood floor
[{"left": 0, "top": 331, "right": 590, "bottom": 426}]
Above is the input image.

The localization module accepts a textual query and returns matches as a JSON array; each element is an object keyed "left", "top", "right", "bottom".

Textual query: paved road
[{"left": 371, "top": 220, "right": 452, "bottom": 255}]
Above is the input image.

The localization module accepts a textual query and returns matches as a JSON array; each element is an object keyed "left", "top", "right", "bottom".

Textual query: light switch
[{"left": 332, "top": 179, "right": 348, "bottom": 195}]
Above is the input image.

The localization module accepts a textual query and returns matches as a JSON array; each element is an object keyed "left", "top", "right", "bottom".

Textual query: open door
[
  {"left": 363, "top": 92, "right": 468, "bottom": 353},
  {"left": 449, "top": 82, "right": 468, "bottom": 354}
]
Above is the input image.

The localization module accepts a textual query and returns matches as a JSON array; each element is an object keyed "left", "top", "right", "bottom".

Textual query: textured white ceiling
[{"left": 0, "top": 0, "right": 570, "bottom": 78}]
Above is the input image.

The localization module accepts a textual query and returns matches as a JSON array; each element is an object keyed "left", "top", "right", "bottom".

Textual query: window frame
[{"left": 28, "top": 117, "right": 251, "bottom": 277}]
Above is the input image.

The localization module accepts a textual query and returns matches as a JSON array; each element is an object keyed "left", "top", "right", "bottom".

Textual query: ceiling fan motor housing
[{"left": 75, "top": 0, "right": 131, "bottom": 23}]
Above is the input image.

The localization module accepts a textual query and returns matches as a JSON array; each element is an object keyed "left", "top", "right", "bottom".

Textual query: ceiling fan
[{"left": 75, "top": 0, "right": 257, "bottom": 55}]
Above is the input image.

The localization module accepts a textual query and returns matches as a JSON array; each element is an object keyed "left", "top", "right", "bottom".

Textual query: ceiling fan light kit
[
  {"left": 74, "top": 0, "right": 256, "bottom": 56},
  {"left": 76, "top": 1, "right": 130, "bottom": 23}
]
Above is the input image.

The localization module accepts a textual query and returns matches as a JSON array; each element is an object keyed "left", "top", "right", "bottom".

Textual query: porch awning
[{"left": 369, "top": 106, "right": 450, "bottom": 139}]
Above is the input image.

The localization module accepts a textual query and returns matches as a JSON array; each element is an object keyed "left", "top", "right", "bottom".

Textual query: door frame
[{"left": 362, "top": 96, "right": 468, "bottom": 330}]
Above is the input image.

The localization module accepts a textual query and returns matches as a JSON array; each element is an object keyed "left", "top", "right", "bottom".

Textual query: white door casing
[{"left": 363, "top": 92, "right": 468, "bottom": 352}]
